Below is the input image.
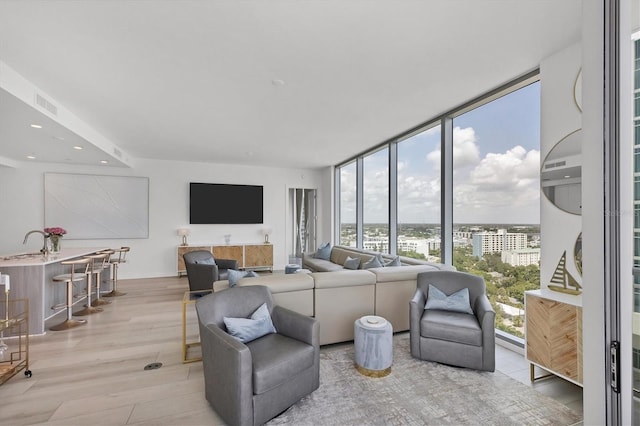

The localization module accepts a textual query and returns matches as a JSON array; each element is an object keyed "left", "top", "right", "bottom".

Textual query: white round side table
[{"left": 354, "top": 315, "right": 393, "bottom": 377}]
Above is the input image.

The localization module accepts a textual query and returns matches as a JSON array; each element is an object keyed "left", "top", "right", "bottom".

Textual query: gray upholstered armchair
[
  {"left": 195, "top": 285, "right": 320, "bottom": 426},
  {"left": 183, "top": 250, "right": 238, "bottom": 292},
  {"left": 410, "top": 270, "right": 495, "bottom": 372}
]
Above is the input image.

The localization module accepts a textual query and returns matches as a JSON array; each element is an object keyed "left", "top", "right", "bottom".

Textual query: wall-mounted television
[{"left": 190, "top": 182, "right": 263, "bottom": 224}]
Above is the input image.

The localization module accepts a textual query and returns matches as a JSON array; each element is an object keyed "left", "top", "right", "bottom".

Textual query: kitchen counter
[{"left": 0, "top": 247, "right": 109, "bottom": 334}]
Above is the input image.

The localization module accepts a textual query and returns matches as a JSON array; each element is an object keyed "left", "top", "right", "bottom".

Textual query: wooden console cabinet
[
  {"left": 177, "top": 243, "right": 273, "bottom": 275},
  {"left": 525, "top": 290, "right": 582, "bottom": 386}
]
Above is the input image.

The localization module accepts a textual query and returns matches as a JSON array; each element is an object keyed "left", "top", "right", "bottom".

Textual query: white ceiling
[{"left": 0, "top": 0, "right": 582, "bottom": 170}]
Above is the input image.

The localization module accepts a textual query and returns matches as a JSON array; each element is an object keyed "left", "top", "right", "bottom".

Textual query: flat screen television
[{"left": 190, "top": 183, "right": 263, "bottom": 224}]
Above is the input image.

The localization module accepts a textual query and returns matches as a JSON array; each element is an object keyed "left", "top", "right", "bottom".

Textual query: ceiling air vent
[{"left": 35, "top": 92, "right": 58, "bottom": 116}]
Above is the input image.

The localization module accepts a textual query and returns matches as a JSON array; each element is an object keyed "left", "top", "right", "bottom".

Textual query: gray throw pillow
[
  {"left": 362, "top": 256, "right": 383, "bottom": 269},
  {"left": 228, "top": 269, "right": 259, "bottom": 287},
  {"left": 195, "top": 257, "right": 216, "bottom": 265},
  {"left": 223, "top": 302, "right": 276, "bottom": 343},
  {"left": 313, "top": 242, "right": 331, "bottom": 260},
  {"left": 424, "top": 284, "right": 474, "bottom": 315},
  {"left": 343, "top": 256, "right": 361, "bottom": 270},
  {"left": 384, "top": 256, "right": 401, "bottom": 267}
]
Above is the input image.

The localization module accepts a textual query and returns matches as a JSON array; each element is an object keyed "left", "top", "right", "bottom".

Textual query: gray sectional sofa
[{"left": 215, "top": 245, "right": 454, "bottom": 345}]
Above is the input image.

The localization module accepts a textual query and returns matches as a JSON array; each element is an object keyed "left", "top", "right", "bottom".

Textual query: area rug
[{"left": 267, "top": 334, "right": 582, "bottom": 425}]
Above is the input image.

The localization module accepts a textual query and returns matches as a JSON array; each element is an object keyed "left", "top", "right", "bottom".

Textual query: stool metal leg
[
  {"left": 50, "top": 280, "right": 87, "bottom": 331},
  {"left": 74, "top": 271, "right": 103, "bottom": 316},
  {"left": 92, "top": 270, "right": 111, "bottom": 306},
  {"left": 103, "top": 262, "right": 126, "bottom": 297}
]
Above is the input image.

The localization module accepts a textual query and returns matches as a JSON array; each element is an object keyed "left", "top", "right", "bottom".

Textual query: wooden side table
[{"left": 182, "top": 289, "right": 212, "bottom": 363}]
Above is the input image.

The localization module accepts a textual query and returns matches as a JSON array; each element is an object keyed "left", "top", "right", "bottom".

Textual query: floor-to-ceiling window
[
  {"left": 334, "top": 73, "right": 540, "bottom": 341},
  {"left": 452, "top": 82, "right": 541, "bottom": 338},
  {"left": 363, "top": 148, "right": 389, "bottom": 252},
  {"left": 339, "top": 161, "right": 357, "bottom": 246},
  {"left": 632, "top": 32, "right": 640, "bottom": 415},
  {"left": 397, "top": 125, "right": 441, "bottom": 261}
]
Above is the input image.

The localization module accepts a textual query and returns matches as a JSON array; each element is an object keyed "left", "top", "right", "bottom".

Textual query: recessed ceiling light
[
  {"left": 271, "top": 79, "right": 285, "bottom": 86},
  {"left": 100, "top": 160, "right": 108, "bottom": 164},
  {"left": 73, "top": 146, "right": 83, "bottom": 150},
  {"left": 564, "top": 175, "right": 571, "bottom": 178},
  {"left": 26, "top": 155, "right": 36, "bottom": 159},
  {"left": 30, "top": 124, "right": 42, "bottom": 129}
]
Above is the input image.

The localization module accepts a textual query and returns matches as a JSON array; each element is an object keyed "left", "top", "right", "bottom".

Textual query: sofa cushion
[
  {"left": 227, "top": 269, "right": 258, "bottom": 287},
  {"left": 343, "top": 256, "right": 361, "bottom": 270},
  {"left": 247, "top": 333, "right": 315, "bottom": 395},
  {"left": 214, "top": 273, "right": 314, "bottom": 293},
  {"left": 313, "top": 242, "right": 331, "bottom": 260},
  {"left": 304, "top": 256, "right": 344, "bottom": 272},
  {"left": 362, "top": 256, "right": 383, "bottom": 269},
  {"left": 312, "top": 270, "right": 376, "bottom": 289},
  {"left": 425, "top": 285, "right": 474, "bottom": 315},
  {"left": 223, "top": 303, "right": 276, "bottom": 343},
  {"left": 370, "top": 264, "right": 440, "bottom": 282},
  {"left": 420, "top": 309, "right": 482, "bottom": 346},
  {"left": 384, "top": 256, "right": 402, "bottom": 267}
]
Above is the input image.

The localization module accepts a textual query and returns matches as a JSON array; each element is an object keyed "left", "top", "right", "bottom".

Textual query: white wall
[
  {"left": 540, "top": 42, "right": 582, "bottom": 291},
  {"left": 0, "top": 159, "right": 331, "bottom": 279}
]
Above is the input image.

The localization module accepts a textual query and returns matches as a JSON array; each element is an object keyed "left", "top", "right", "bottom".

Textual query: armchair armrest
[
  {"left": 215, "top": 258, "right": 238, "bottom": 271},
  {"left": 186, "top": 263, "right": 219, "bottom": 289},
  {"left": 409, "top": 288, "right": 426, "bottom": 358},
  {"left": 474, "top": 294, "right": 496, "bottom": 331},
  {"left": 474, "top": 294, "right": 496, "bottom": 371},
  {"left": 271, "top": 305, "right": 319, "bottom": 347},
  {"left": 199, "top": 322, "right": 253, "bottom": 425}
]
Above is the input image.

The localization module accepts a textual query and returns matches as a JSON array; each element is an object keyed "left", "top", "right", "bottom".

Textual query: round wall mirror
[
  {"left": 541, "top": 129, "right": 582, "bottom": 215},
  {"left": 574, "top": 69, "right": 582, "bottom": 112},
  {"left": 574, "top": 232, "right": 582, "bottom": 276}
]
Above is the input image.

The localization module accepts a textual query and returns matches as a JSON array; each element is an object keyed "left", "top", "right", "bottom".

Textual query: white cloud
[
  {"left": 427, "top": 126, "right": 481, "bottom": 170},
  {"left": 338, "top": 126, "right": 540, "bottom": 224}
]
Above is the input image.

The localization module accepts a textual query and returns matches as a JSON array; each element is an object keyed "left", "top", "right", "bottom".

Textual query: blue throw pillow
[
  {"left": 195, "top": 257, "right": 216, "bottom": 265},
  {"left": 384, "top": 256, "right": 401, "bottom": 267},
  {"left": 223, "top": 302, "right": 276, "bottom": 343},
  {"left": 313, "top": 242, "right": 331, "bottom": 260},
  {"left": 362, "top": 256, "right": 383, "bottom": 269},
  {"left": 424, "top": 285, "right": 474, "bottom": 315},
  {"left": 228, "top": 269, "right": 259, "bottom": 287},
  {"left": 343, "top": 256, "right": 361, "bottom": 270}
]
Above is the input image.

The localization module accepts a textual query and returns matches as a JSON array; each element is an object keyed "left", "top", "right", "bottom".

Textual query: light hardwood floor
[{"left": 0, "top": 276, "right": 582, "bottom": 425}]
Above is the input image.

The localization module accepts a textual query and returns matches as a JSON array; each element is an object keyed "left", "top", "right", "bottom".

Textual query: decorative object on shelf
[
  {"left": 549, "top": 251, "right": 582, "bottom": 295},
  {"left": 44, "top": 227, "right": 66, "bottom": 254},
  {"left": 261, "top": 226, "right": 272, "bottom": 244},
  {"left": 224, "top": 234, "right": 231, "bottom": 245},
  {"left": 177, "top": 228, "right": 190, "bottom": 246}
]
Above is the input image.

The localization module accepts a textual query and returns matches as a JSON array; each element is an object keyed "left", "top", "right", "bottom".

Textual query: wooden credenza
[
  {"left": 177, "top": 243, "right": 273, "bottom": 276},
  {"left": 525, "top": 290, "right": 582, "bottom": 386}
]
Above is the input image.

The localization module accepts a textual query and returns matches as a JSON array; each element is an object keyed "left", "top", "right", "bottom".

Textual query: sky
[{"left": 340, "top": 81, "right": 541, "bottom": 225}]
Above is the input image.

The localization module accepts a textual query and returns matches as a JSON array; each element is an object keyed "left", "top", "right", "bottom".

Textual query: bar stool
[
  {"left": 103, "top": 247, "right": 130, "bottom": 297},
  {"left": 84, "top": 252, "right": 111, "bottom": 307},
  {"left": 50, "top": 257, "right": 92, "bottom": 331}
]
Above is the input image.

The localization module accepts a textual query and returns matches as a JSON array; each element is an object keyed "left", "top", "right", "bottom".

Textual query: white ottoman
[{"left": 354, "top": 315, "right": 393, "bottom": 377}]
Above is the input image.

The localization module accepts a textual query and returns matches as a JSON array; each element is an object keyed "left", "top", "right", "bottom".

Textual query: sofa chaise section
[
  {"left": 312, "top": 270, "right": 377, "bottom": 345},
  {"left": 213, "top": 272, "right": 315, "bottom": 317}
]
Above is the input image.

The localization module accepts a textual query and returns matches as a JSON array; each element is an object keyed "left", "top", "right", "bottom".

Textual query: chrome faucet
[{"left": 23, "top": 230, "right": 49, "bottom": 254}]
